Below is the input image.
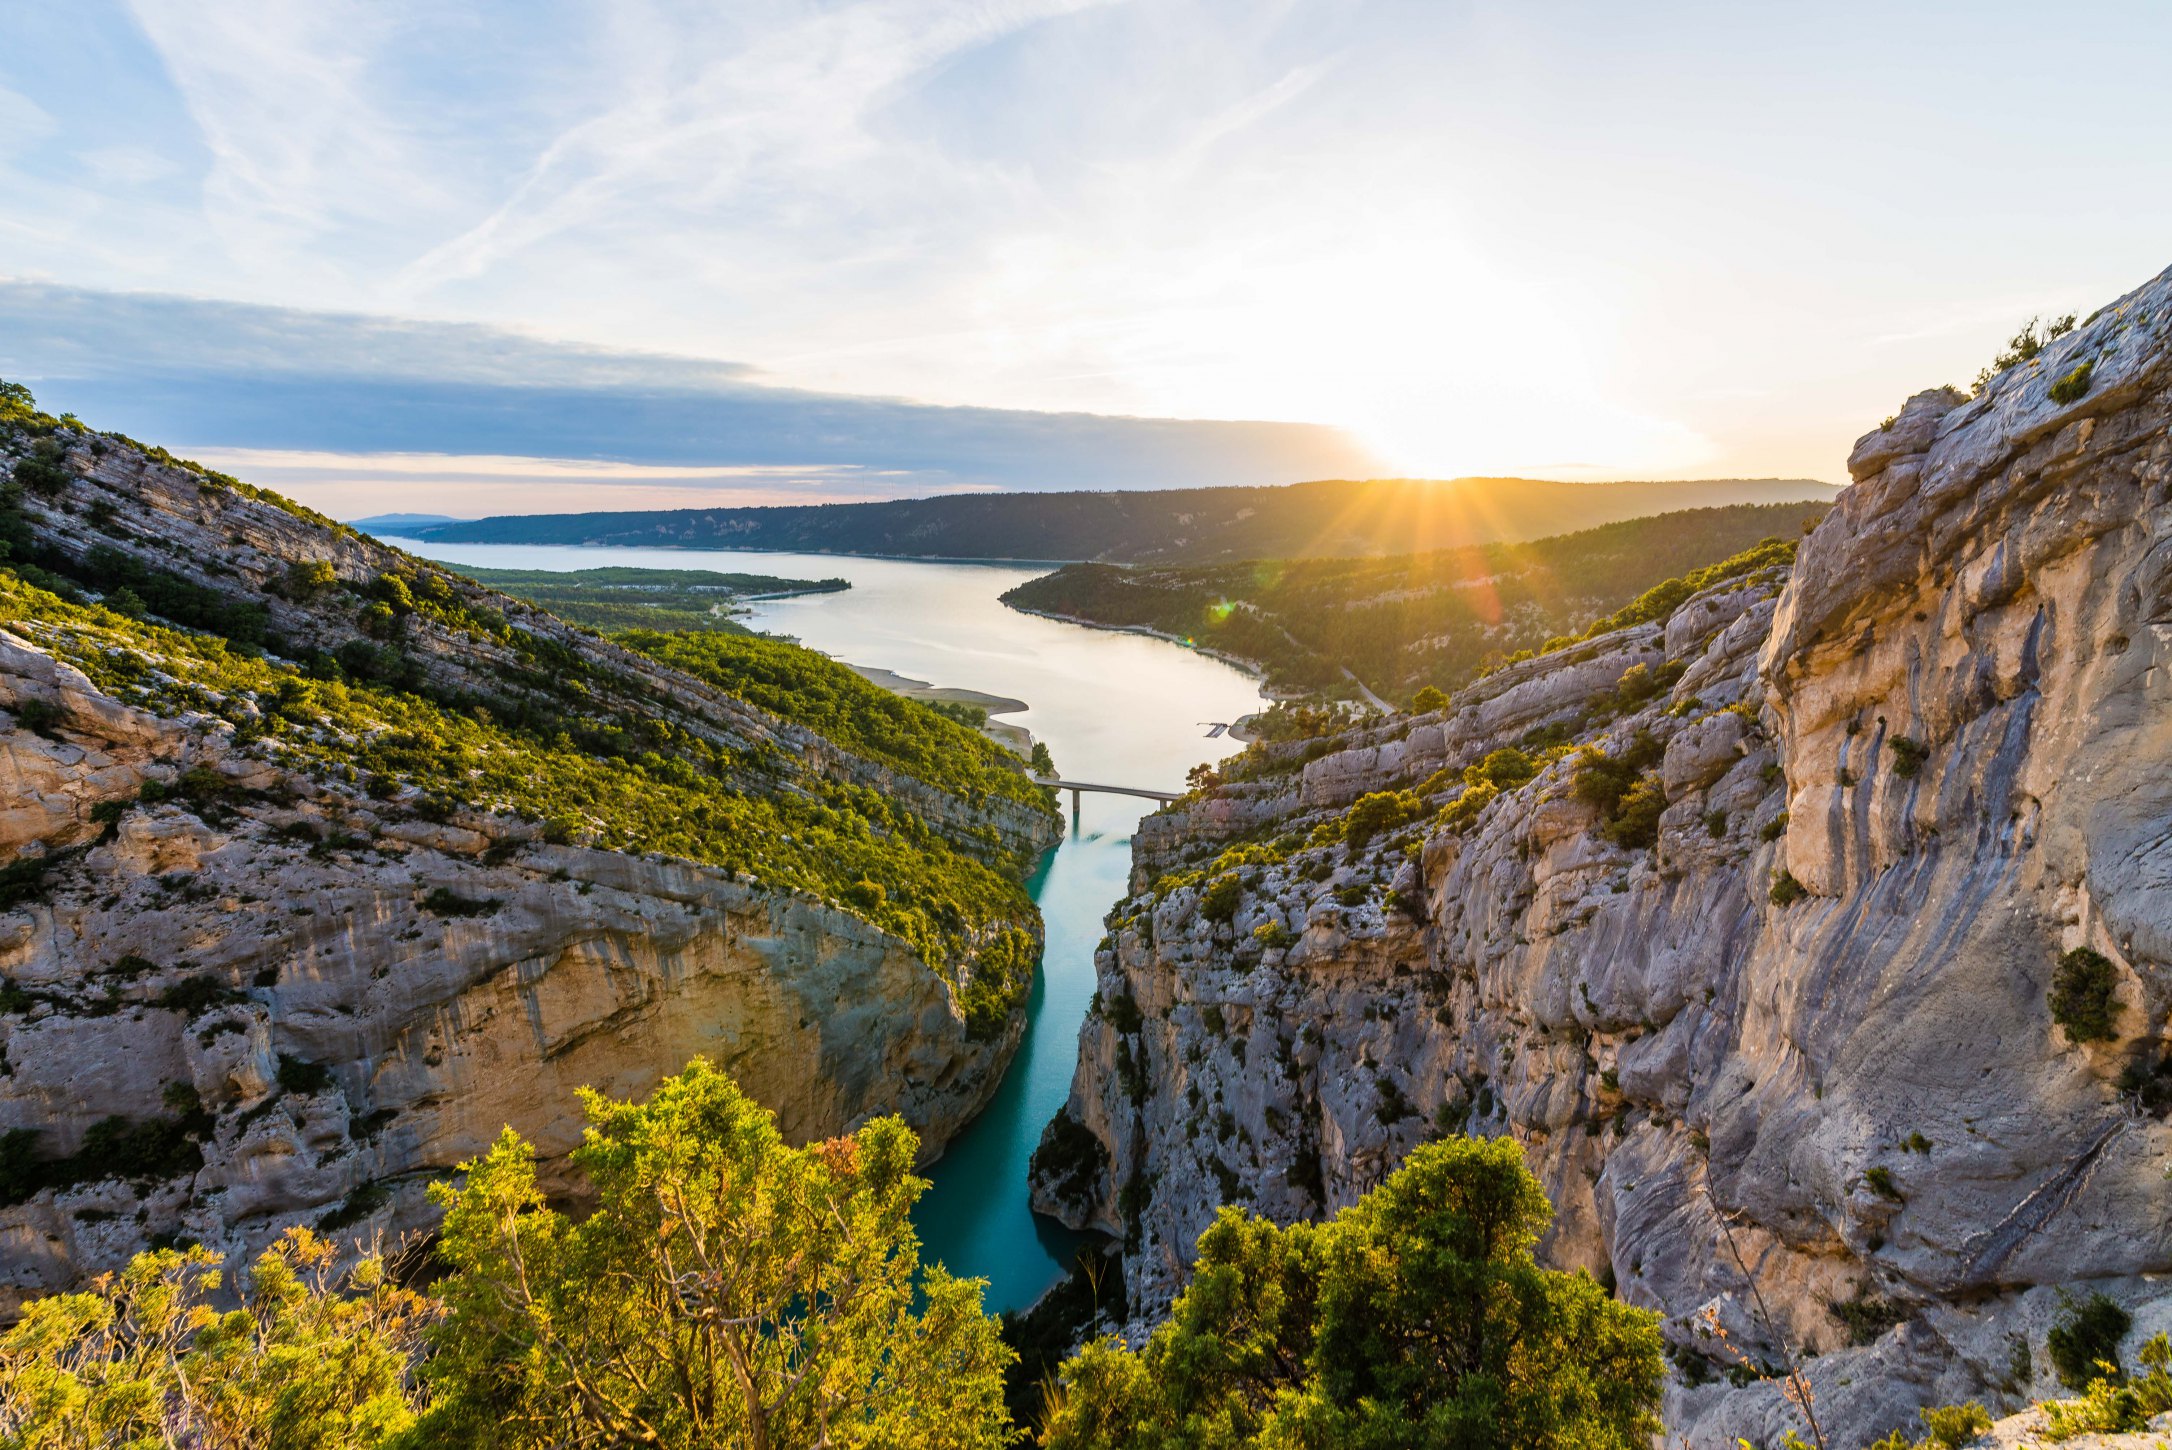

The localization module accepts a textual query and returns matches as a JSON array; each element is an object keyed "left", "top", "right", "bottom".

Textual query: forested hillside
[
  {"left": 409, "top": 474, "right": 1835, "bottom": 564},
  {"left": 450, "top": 563, "right": 847, "bottom": 634},
  {"left": 0, "top": 378, "right": 1060, "bottom": 1309},
  {"left": 1002, "top": 500, "right": 1826, "bottom": 702}
]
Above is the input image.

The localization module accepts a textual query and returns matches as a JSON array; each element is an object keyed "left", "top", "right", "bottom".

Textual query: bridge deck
[{"left": 1034, "top": 777, "right": 1182, "bottom": 804}]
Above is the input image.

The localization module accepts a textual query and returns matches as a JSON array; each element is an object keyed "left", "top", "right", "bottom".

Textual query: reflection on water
[{"left": 386, "top": 539, "right": 1264, "bottom": 1313}]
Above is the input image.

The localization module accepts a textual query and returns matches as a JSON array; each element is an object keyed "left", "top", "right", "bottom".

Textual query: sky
[{"left": 2, "top": 0, "right": 2169, "bottom": 517}]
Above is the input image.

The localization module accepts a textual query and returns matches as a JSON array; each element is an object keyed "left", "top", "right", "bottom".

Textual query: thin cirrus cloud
[{"left": 3, "top": 1, "right": 2172, "bottom": 504}]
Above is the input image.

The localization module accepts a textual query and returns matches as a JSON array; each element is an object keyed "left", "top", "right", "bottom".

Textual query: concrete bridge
[{"left": 1033, "top": 777, "right": 1182, "bottom": 813}]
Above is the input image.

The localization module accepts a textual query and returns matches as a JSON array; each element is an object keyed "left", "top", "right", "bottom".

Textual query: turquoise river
[{"left": 388, "top": 540, "right": 1265, "bottom": 1314}]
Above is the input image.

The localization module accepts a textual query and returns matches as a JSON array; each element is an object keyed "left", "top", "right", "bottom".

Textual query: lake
[{"left": 382, "top": 540, "right": 1265, "bottom": 1312}]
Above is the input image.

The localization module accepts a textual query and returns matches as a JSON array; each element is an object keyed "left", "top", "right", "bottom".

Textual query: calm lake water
[{"left": 384, "top": 540, "right": 1264, "bottom": 1312}]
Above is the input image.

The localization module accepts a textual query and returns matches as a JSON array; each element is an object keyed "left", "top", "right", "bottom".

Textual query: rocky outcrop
[
  {"left": 0, "top": 424, "right": 1058, "bottom": 1315},
  {"left": 1035, "top": 271, "right": 2172, "bottom": 1446}
]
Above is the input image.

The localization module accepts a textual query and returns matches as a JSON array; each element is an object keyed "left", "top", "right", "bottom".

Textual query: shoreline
[
  {"left": 844, "top": 661, "right": 1037, "bottom": 758},
  {"left": 396, "top": 536, "right": 1087, "bottom": 569},
  {"left": 1003, "top": 604, "right": 1271, "bottom": 685}
]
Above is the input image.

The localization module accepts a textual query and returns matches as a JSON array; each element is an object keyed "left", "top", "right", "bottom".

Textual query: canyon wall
[
  {"left": 1034, "top": 271, "right": 2172, "bottom": 1446},
  {"left": 0, "top": 426, "right": 1057, "bottom": 1315}
]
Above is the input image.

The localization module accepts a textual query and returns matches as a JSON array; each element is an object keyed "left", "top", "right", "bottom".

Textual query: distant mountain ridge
[
  {"left": 407, "top": 475, "right": 1838, "bottom": 565},
  {"left": 349, "top": 512, "right": 469, "bottom": 532}
]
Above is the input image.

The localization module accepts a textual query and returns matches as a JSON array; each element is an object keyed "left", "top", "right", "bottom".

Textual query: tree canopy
[
  {"left": 1039, "top": 1136, "right": 1663, "bottom": 1450},
  {"left": 415, "top": 1059, "right": 1015, "bottom": 1450}
]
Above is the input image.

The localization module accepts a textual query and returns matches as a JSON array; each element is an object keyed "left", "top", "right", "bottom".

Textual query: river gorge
[{"left": 385, "top": 539, "right": 1266, "bottom": 1313}]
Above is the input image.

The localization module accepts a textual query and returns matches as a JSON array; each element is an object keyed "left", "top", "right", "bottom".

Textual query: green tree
[
  {"left": 418, "top": 1059, "right": 1014, "bottom": 1450},
  {"left": 1041, "top": 1136, "right": 1662, "bottom": 1450},
  {"left": 0, "top": 1229, "right": 432, "bottom": 1450}
]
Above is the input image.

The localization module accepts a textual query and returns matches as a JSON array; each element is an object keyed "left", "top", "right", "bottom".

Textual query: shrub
[
  {"left": 12, "top": 696, "right": 64, "bottom": 738},
  {"left": 1197, "top": 873, "right": 1244, "bottom": 923},
  {"left": 13, "top": 439, "right": 72, "bottom": 498},
  {"left": 1410, "top": 685, "right": 1448, "bottom": 713},
  {"left": 283, "top": 559, "right": 338, "bottom": 599},
  {"left": 155, "top": 973, "right": 242, "bottom": 1017},
  {"left": 1888, "top": 737, "right": 1929, "bottom": 778},
  {"left": 1923, "top": 1403, "right": 1993, "bottom": 1446},
  {"left": 1863, "top": 1165, "right": 1903, "bottom": 1201},
  {"left": 1830, "top": 1289, "right": 1907, "bottom": 1346},
  {"left": 1343, "top": 790, "right": 1421, "bottom": 850},
  {"left": 2047, "top": 1291, "right": 2131, "bottom": 1390},
  {"left": 1604, "top": 775, "right": 1667, "bottom": 850},
  {"left": 276, "top": 1054, "right": 334, "bottom": 1096},
  {"left": 1770, "top": 871, "right": 1806, "bottom": 906},
  {"left": 1759, "top": 811, "right": 1790, "bottom": 842},
  {"left": 1572, "top": 732, "right": 1662, "bottom": 812},
  {"left": 1031, "top": 1110, "right": 1110, "bottom": 1213},
  {"left": 2041, "top": 1374, "right": 2146, "bottom": 1439},
  {"left": 421, "top": 886, "right": 500, "bottom": 919},
  {"left": 2049, "top": 947, "right": 2119, "bottom": 1042},
  {"left": 2048, "top": 360, "right": 2094, "bottom": 406}
]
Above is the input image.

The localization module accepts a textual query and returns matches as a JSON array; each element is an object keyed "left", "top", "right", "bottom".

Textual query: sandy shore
[{"left": 845, "top": 663, "right": 1036, "bottom": 757}]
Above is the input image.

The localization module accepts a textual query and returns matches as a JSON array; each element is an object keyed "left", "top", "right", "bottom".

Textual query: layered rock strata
[
  {"left": 1035, "top": 271, "right": 2172, "bottom": 1445},
  {"left": 0, "top": 428, "right": 1056, "bottom": 1314}
]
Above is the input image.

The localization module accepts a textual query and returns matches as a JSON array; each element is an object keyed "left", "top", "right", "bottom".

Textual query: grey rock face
[
  {"left": 1037, "top": 269, "right": 2172, "bottom": 1446},
  {"left": 0, "top": 431, "right": 1056, "bottom": 1317}
]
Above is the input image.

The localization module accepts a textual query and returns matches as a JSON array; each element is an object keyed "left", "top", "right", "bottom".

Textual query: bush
[
  {"left": 12, "top": 696, "right": 64, "bottom": 738},
  {"left": 1830, "top": 1289, "right": 1907, "bottom": 1346},
  {"left": 1343, "top": 790, "right": 1421, "bottom": 850},
  {"left": 283, "top": 559, "right": 338, "bottom": 599},
  {"left": 421, "top": 886, "right": 499, "bottom": 919},
  {"left": 1572, "top": 732, "right": 1662, "bottom": 815},
  {"left": 13, "top": 439, "right": 72, "bottom": 498},
  {"left": 1917, "top": 1400, "right": 1993, "bottom": 1448},
  {"left": 1770, "top": 871, "right": 1807, "bottom": 905},
  {"left": 2048, "top": 360, "right": 2095, "bottom": 406},
  {"left": 2047, "top": 1291, "right": 2131, "bottom": 1390},
  {"left": 1410, "top": 685, "right": 1448, "bottom": 713},
  {"left": 276, "top": 1054, "right": 334, "bottom": 1095},
  {"left": 1889, "top": 736, "right": 1929, "bottom": 778},
  {"left": 1197, "top": 873, "right": 1244, "bottom": 923},
  {"left": 2041, "top": 1374, "right": 2147, "bottom": 1439},
  {"left": 155, "top": 973, "right": 242, "bottom": 1017},
  {"left": 2050, "top": 948, "right": 2119, "bottom": 1042},
  {"left": 1603, "top": 775, "right": 1666, "bottom": 850},
  {"left": 1031, "top": 1110, "right": 1110, "bottom": 1214}
]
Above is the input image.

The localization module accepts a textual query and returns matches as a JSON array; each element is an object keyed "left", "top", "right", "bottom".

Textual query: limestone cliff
[
  {"left": 0, "top": 420, "right": 1058, "bottom": 1315},
  {"left": 1033, "top": 271, "right": 2172, "bottom": 1446}
]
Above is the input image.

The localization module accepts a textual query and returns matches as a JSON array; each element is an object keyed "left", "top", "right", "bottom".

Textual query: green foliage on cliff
[
  {"left": 1001, "top": 506, "right": 1816, "bottom": 702},
  {"left": 1039, "top": 1135, "right": 1664, "bottom": 1450},
  {"left": 0, "top": 572, "right": 1027, "bottom": 983},
  {"left": 2049, "top": 948, "right": 2120, "bottom": 1043},
  {"left": 627, "top": 628, "right": 1053, "bottom": 815},
  {"left": 418, "top": 1060, "right": 1014, "bottom": 1449}
]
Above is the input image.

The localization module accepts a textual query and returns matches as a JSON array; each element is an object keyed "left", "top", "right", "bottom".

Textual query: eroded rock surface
[
  {"left": 0, "top": 429, "right": 1056, "bottom": 1316},
  {"left": 1035, "top": 270, "right": 2172, "bottom": 1447}
]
